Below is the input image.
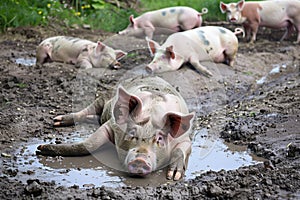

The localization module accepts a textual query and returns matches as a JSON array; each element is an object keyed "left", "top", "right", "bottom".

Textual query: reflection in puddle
[
  {"left": 15, "top": 58, "right": 36, "bottom": 66},
  {"left": 256, "top": 63, "right": 288, "bottom": 85},
  {"left": 14, "top": 129, "right": 262, "bottom": 188}
]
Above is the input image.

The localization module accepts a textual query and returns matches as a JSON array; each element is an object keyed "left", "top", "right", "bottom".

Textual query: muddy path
[{"left": 0, "top": 23, "right": 300, "bottom": 199}]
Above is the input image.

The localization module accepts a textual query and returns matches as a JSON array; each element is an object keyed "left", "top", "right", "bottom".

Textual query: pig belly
[
  {"left": 258, "top": 1, "right": 294, "bottom": 28},
  {"left": 44, "top": 37, "right": 94, "bottom": 63},
  {"left": 50, "top": 46, "right": 81, "bottom": 64}
]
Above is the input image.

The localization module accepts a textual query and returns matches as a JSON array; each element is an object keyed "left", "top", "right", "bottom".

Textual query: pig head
[
  {"left": 36, "top": 36, "right": 127, "bottom": 69},
  {"left": 220, "top": 0, "right": 300, "bottom": 43},
  {"left": 37, "top": 76, "right": 195, "bottom": 181},
  {"left": 146, "top": 40, "right": 185, "bottom": 74}
]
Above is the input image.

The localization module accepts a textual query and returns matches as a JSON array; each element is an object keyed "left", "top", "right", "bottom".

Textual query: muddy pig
[
  {"left": 37, "top": 76, "right": 195, "bottom": 181},
  {"left": 220, "top": 0, "right": 300, "bottom": 43},
  {"left": 36, "top": 36, "right": 127, "bottom": 69},
  {"left": 146, "top": 26, "right": 244, "bottom": 76},
  {"left": 118, "top": 6, "right": 208, "bottom": 39}
]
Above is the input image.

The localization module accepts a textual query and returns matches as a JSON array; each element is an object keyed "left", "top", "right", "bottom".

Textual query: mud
[{"left": 0, "top": 22, "right": 300, "bottom": 199}]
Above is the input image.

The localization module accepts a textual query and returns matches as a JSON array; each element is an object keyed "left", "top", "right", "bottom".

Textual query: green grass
[{"left": 0, "top": 0, "right": 251, "bottom": 33}]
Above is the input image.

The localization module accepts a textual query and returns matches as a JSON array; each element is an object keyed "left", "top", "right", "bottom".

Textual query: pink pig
[
  {"left": 36, "top": 36, "right": 127, "bottom": 69},
  {"left": 118, "top": 6, "right": 208, "bottom": 39},
  {"left": 37, "top": 76, "right": 195, "bottom": 181},
  {"left": 220, "top": 0, "right": 300, "bottom": 43},
  {"left": 146, "top": 26, "right": 243, "bottom": 76}
]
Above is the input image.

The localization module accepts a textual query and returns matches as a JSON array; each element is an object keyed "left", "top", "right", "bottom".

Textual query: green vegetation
[
  {"left": 16, "top": 83, "right": 27, "bottom": 88},
  {"left": 0, "top": 0, "right": 245, "bottom": 33}
]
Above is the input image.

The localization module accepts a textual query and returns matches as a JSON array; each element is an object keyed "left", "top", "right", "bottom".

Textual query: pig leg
[
  {"left": 289, "top": 21, "right": 300, "bottom": 44},
  {"left": 280, "top": 22, "right": 294, "bottom": 42},
  {"left": 189, "top": 56, "right": 212, "bottom": 77},
  {"left": 248, "top": 23, "right": 259, "bottom": 43},
  {"left": 297, "top": 27, "right": 300, "bottom": 44},
  {"left": 143, "top": 24, "right": 155, "bottom": 39},
  {"left": 53, "top": 98, "right": 105, "bottom": 127},
  {"left": 224, "top": 50, "right": 237, "bottom": 67},
  {"left": 167, "top": 141, "right": 191, "bottom": 181},
  {"left": 243, "top": 25, "right": 252, "bottom": 42},
  {"left": 37, "top": 121, "right": 112, "bottom": 156},
  {"left": 75, "top": 59, "right": 93, "bottom": 69}
]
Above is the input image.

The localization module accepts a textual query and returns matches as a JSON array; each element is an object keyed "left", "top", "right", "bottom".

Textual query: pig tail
[
  {"left": 234, "top": 28, "right": 245, "bottom": 38},
  {"left": 200, "top": 8, "right": 208, "bottom": 15}
]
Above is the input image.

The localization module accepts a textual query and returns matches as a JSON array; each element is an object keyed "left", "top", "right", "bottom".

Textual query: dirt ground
[{"left": 0, "top": 22, "right": 299, "bottom": 199}]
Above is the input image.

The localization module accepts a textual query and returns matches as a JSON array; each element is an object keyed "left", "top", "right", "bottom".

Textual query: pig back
[{"left": 100, "top": 76, "right": 190, "bottom": 124}]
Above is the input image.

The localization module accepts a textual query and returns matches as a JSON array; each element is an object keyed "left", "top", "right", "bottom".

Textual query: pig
[
  {"left": 36, "top": 76, "right": 195, "bottom": 181},
  {"left": 146, "top": 26, "right": 244, "bottom": 76},
  {"left": 220, "top": 0, "right": 300, "bottom": 43},
  {"left": 118, "top": 6, "right": 208, "bottom": 39},
  {"left": 36, "top": 36, "right": 127, "bottom": 69}
]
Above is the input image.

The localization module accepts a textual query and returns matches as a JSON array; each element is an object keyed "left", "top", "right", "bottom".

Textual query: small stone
[
  {"left": 208, "top": 183, "right": 223, "bottom": 197},
  {"left": 1, "top": 152, "right": 11, "bottom": 158},
  {"left": 25, "top": 180, "right": 43, "bottom": 196}
]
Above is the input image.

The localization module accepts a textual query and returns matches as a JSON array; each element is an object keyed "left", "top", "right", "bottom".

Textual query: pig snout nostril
[
  {"left": 230, "top": 17, "right": 236, "bottom": 22},
  {"left": 128, "top": 158, "right": 152, "bottom": 176},
  {"left": 113, "top": 62, "right": 121, "bottom": 69}
]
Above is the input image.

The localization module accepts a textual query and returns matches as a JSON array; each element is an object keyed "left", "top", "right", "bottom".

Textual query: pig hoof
[
  {"left": 203, "top": 70, "right": 213, "bottom": 77},
  {"left": 53, "top": 114, "right": 75, "bottom": 127},
  {"left": 36, "top": 144, "right": 56, "bottom": 156},
  {"left": 167, "top": 169, "right": 183, "bottom": 181}
]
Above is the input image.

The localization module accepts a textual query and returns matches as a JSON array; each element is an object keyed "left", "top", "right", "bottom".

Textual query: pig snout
[
  {"left": 229, "top": 17, "right": 237, "bottom": 22},
  {"left": 111, "top": 61, "right": 121, "bottom": 69},
  {"left": 127, "top": 156, "right": 152, "bottom": 176},
  {"left": 126, "top": 147, "right": 155, "bottom": 176}
]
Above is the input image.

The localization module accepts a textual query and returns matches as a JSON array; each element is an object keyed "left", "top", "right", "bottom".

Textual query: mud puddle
[
  {"left": 15, "top": 58, "right": 36, "bottom": 66},
  {"left": 12, "top": 128, "right": 263, "bottom": 188}
]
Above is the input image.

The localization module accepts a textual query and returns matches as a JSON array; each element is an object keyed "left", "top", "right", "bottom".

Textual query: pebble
[
  {"left": 25, "top": 180, "right": 43, "bottom": 196},
  {"left": 1, "top": 152, "right": 12, "bottom": 158},
  {"left": 208, "top": 183, "right": 223, "bottom": 197}
]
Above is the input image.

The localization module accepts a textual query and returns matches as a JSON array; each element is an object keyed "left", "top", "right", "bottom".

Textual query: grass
[{"left": 0, "top": 0, "right": 250, "bottom": 33}]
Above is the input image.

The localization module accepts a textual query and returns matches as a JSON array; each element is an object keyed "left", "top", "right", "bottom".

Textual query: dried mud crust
[{"left": 0, "top": 23, "right": 300, "bottom": 199}]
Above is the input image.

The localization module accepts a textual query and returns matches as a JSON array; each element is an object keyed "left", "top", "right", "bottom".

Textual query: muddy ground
[{"left": 0, "top": 22, "right": 299, "bottom": 199}]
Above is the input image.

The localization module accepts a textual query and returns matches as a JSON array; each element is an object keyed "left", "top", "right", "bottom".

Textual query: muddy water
[
  {"left": 11, "top": 54, "right": 267, "bottom": 188},
  {"left": 13, "top": 128, "right": 263, "bottom": 188},
  {"left": 15, "top": 58, "right": 36, "bottom": 66}
]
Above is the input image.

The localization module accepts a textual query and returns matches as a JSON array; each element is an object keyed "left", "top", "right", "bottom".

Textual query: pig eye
[
  {"left": 125, "top": 128, "right": 137, "bottom": 141},
  {"left": 128, "top": 128, "right": 136, "bottom": 137},
  {"left": 155, "top": 134, "right": 166, "bottom": 147}
]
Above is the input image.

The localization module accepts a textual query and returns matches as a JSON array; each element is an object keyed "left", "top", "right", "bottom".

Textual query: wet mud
[{"left": 0, "top": 23, "right": 300, "bottom": 199}]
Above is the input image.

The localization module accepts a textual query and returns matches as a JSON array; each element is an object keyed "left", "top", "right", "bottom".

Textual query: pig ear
[
  {"left": 96, "top": 41, "right": 106, "bottom": 52},
  {"left": 163, "top": 112, "right": 195, "bottom": 138},
  {"left": 165, "top": 46, "right": 175, "bottom": 60},
  {"left": 115, "top": 50, "right": 127, "bottom": 60},
  {"left": 129, "top": 15, "right": 135, "bottom": 25},
  {"left": 113, "top": 86, "right": 143, "bottom": 125},
  {"left": 146, "top": 37, "right": 160, "bottom": 56},
  {"left": 237, "top": 0, "right": 245, "bottom": 10},
  {"left": 219, "top": 2, "right": 228, "bottom": 13}
]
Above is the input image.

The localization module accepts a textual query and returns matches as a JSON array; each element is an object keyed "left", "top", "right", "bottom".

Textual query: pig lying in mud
[
  {"left": 146, "top": 26, "right": 244, "bottom": 76},
  {"left": 118, "top": 6, "right": 208, "bottom": 39},
  {"left": 36, "top": 36, "right": 127, "bottom": 69},
  {"left": 220, "top": 0, "right": 300, "bottom": 43},
  {"left": 37, "top": 76, "right": 195, "bottom": 181}
]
